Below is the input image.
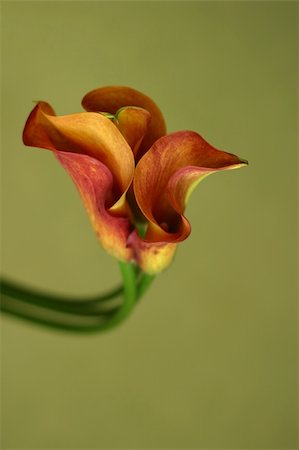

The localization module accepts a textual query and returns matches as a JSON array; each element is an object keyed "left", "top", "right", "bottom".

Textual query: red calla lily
[{"left": 23, "top": 86, "right": 247, "bottom": 274}]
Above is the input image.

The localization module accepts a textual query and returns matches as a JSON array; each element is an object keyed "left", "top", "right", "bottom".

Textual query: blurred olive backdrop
[{"left": 1, "top": 1, "right": 297, "bottom": 449}]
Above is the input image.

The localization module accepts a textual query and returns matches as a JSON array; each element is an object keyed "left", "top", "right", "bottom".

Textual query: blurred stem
[
  {"left": 137, "top": 273, "right": 155, "bottom": 299},
  {"left": 97, "top": 261, "right": 137, "bottom": 331},
  {"left": 0, "top": 264, "right": 155, "bottom": 332},
  {"left": 0, "top": 279, "right": 122, "bottom": 315}
]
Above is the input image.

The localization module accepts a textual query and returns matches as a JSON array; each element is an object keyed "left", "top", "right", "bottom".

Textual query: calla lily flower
[{"left": 23, "top": 86, "right": 247, "bottom": 274}]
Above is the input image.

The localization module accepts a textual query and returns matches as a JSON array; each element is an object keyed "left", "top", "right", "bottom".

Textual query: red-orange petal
[
  {"left": 82, "top": 86, "right": 166, "bottom": 157},
  {"left": 55, "top": 151, "right": 134, "bottom": 262},
  {"left": 134, "top": 131, "right": 247, "bottom": 244},
  {"left": 23, "top": 102, "right": 135, "bottom": 207}
]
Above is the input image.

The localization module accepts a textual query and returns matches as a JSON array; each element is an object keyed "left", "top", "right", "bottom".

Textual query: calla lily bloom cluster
[{"left": 23, "top": 86, "right": 247, "bottom": 274}]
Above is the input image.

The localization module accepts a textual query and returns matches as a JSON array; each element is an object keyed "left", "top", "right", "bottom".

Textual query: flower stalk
[{"left": 0, "top": 264, "right": 154, "bottom": 333}]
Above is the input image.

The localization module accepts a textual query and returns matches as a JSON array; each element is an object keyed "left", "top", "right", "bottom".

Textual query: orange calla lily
[{"left": 23, "top": 86, "right": 247, "bottom": 274}]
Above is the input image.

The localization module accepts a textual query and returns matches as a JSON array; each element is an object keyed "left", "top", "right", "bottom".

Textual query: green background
[{"left": 1, "top": 1, "right": 297, "bottom": 448}]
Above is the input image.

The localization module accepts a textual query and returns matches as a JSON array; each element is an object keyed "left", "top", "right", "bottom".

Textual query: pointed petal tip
[{"left": 240, "top": 157, "right": 249, "bottom": 166}]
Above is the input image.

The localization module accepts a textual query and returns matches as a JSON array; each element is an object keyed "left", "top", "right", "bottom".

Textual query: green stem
[
  {"left": 137, "top": 273, "right": 155, "bottom": 299},
  {"left": 0, "top": 264, "right": 154, "bottom": 333},
  {"left": 0, "top": 300, "right": 116, "bottom": 333},
  {"left": 98, "top": 261, "right": 137, "bottom": 331},
  {"left": 0, "top": 279, "right": 122, "bottom": 316}
]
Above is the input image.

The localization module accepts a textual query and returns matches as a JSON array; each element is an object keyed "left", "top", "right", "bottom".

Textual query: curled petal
[
  {"left": 134, "top": 131, "right": 247, "bottom": 243},
  {"left": 55, "top": 151, "right": 134, "bottom": 262},
  {"left": 23, "top": 102, "right": 135, "bottom": 207},
  {"left": 115, "top": 107, "right": 151, "bottom": 157},
  {"left": 82, "top": 86, "right": 166, "bottom": 157}
]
